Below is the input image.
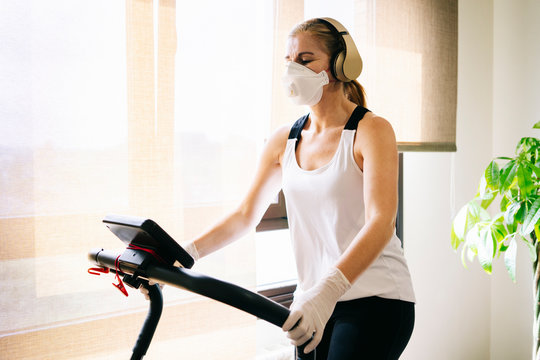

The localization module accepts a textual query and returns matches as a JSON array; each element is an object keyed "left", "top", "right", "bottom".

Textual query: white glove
[
  {"left": 139, "top": 280, "right": 162, "bottom": 300},
  {"left": 183, "top": 241, "right": 200, "bottom": 261},
  {"left": 282, "top": 267, "right": 351, "bottom": 354},
  {"left": 140, "top": 241, "right": 199, "bottom": 300}
]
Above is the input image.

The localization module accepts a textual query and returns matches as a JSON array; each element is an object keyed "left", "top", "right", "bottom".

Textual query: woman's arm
[
  {"left": 336, "top": 113, "right": 399, "bottom": 283},
  {"left": 190, "top": 125, "right": 290, "bottom": 258}
]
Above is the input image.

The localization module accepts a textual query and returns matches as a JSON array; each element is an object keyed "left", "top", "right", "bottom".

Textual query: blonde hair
[{"left": 289, "top": 18, "right": 366, "bottom": 107}]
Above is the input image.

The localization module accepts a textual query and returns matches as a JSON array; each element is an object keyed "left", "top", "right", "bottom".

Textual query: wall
[
  {"left": 401, "top": 0, "right": 493, "bottom": 358},
  {"left": 491, "top": 0, "right": 540, "bottom": 359},
  {"left": 401, "top": 1, "right": 540, "bottom": 359}
]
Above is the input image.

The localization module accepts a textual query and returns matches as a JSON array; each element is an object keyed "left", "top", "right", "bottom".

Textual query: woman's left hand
[
  {"left": 139, "top": 280, "right": 163, "bottom": 300},
  {"left": 282, "top": 268, "right": 351, "bottom": 354}
]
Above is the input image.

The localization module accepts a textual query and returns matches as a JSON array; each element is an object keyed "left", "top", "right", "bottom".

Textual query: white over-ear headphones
[{"left": 318, "top": 17, "right": 363, "bottom": 82}]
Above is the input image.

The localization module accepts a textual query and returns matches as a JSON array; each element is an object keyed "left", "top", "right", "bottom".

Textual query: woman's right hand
[{"left": 183, "top": 241, "right": 200, "bottom": 262}]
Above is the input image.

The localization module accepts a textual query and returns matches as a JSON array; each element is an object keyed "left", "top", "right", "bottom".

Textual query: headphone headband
[{"left": 318, "top": 17, "right": 363, "bottom": 82}]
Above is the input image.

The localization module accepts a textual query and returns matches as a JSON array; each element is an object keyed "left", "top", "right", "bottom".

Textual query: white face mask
[{"left": 282, "top": 61, "right": 330, "bottom": 106}]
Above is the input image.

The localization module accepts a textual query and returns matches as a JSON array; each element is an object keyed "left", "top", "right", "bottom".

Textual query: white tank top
[{"left": 281, "top": 107, "right": 415, "bottom": 302}]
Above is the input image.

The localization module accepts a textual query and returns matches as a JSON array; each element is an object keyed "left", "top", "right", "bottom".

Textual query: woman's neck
[{"left": 308, "top": 84, "right": 357, "bottom": 132}]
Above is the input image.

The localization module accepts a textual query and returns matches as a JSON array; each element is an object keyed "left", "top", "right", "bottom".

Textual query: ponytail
[{"left": 343, "top": 80, "right": 366, "bottom": 107}]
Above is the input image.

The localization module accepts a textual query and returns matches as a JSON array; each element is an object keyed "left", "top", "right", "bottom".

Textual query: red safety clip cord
[
  {"left": 87, "top": 256, "right": 129, "bottom": 297},
  {"left": 88, "top": 267, "right": 109, "bottom": 275},
  {"left": 126, "top": 244, "right": 167, "bottom": 264},
  {"left": 88, "top": 244, "right": 167, "bottom": 297},
  {"left": 113, "top": 255, "right": 129, "bottom": 297}
]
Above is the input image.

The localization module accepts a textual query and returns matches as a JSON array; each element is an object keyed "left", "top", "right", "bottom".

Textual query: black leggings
[{"left": 296, "top": 297, "right": 415, "bottom": 360}]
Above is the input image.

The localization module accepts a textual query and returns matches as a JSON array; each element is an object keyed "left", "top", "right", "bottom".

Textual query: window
[
  {"left": 1, "top": 0, "right": 276, "bottom": 358},
  {"left": 0, "top": 0, "right": 456, "bottom": 358}
]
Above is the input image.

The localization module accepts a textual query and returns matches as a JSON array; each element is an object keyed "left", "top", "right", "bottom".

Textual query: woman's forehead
[{"left": 286, "top": 33, "right": 327, "bottom": 58}]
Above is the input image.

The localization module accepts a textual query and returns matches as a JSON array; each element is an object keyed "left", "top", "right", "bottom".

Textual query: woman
[{"left": 149, "top": 17, "right": 415, "bottom": 359}]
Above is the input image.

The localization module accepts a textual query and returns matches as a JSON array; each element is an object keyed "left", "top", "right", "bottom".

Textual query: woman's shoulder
[
  {"left": 261, "top": 123, "right": 295, "bottom": 165},
  {"left": 355, "top": 110, "right": 397, "bottom": 151},
  {"left": 357, "top": 111, "right": 395, "bottom": 138},
  {"left": 357, "top": 110, "right": 392, "bottom": 130},
  {"left": 268, "top": 123, "right": 293, "bottom": 145}
]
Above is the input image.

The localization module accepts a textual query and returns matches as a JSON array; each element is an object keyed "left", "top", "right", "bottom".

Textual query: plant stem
[{"left": 534, "top": 240, "right": 540, "bottom": 360}]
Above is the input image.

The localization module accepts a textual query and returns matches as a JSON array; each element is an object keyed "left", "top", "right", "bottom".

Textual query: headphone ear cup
[
  {"left": 319, "top": 17, "right": 362, "bottom": 82},
  {"left": 333, "top": 51, "right": 347, "bottom": 82}
]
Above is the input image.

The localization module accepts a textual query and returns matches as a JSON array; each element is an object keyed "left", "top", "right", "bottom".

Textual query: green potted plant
[{"left": 451, "top": 122, "right": 540, "bottom": 359}]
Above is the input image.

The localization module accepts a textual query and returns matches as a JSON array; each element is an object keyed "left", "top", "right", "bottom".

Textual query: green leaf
[
  {"left": 516, "top": 163, "right": 535, "bottom": 198},
  {"left": 492, "top": 217, "right": 508, "bottom": 244},
  {"left": 500, "top": 194, "right": 510, "bottom": 212},
  {"left": 478, "top": 231, "right": 493, "bottom": 274},
  {"left": 528, "top": 163, "right": 540, "bottom": 179},
  {"left": 480, "top": 195, "right": 496, "bottom": 210},
  {"left": 461, "top": 243, "right": 471, "bottom": 268},
  {"left": 451, "top": 201, "right": 490, "bottom": 248},
  {"left": 477, "top": 225, "right": 495, "bottom": 274},
  {"left": 451, "top": 222, "right": 462, "bottom": 250},
  {"left": 504, "top": 201, "right": 522, "bottom": 227},
  {"left": 462, "top": 223, "right": 480, "bottom": 269},
  {"left": 516, "top": 137, "right": 540, "bottom": 164},
  {"left": 521, "top": 197, "right": 540, "bottom": 236},
  {"left": 504, "top": 235, "right": 517, "bottom": 282},
  {"left": 475, "top": 175, "right": 489, "bottom": 199},
  {"left": 506, "top": 220, "right": 517, "bottom": 235},
  {"left": 485, "top": 160, "right": 500, "bottom": 189},
  {"left": 520, "top": 234, "right": 537, "bottom": 262},
  {"left": 476, "top": 174, "right": 497, "bottom": 209},
  {"left": 515, "top": 199, "right": 527, "bottom": 223},
  {"left": 499, "top": 160, "right": 518, "bottom": 192},
  {"left": 489, "top": 216, "right": 508, "bottom": 259},
  {"left": 468, "top": 200, "right": 491, "bottom": 223},
  {"left": 516, "top": 137, "right": 540, "bottom": 156},
  {"left": 534, "top": 121, "right": 540, "bottom": 129},
  {"left": 467, "top": 246, "right": 476, "bottom": 262},
  {"left": 451, "top": 205, "right": 469, "bottom": 249}
]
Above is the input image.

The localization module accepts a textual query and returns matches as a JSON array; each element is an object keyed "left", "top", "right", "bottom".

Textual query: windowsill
[{"left": 257, "top": 279, "right": 296, "bottom": 309}]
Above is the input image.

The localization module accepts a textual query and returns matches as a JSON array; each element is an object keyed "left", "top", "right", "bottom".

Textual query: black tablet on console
[{"left": 103, "top": 214, "right": 194, "bottom": 269}]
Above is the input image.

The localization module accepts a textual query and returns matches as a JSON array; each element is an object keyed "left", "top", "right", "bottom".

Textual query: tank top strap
[
  {"left": 344, "top": 106, "right": 370, "bottom": 130},
  {"left": 288, "top": 114, "right": 309, "bottom": 150}
]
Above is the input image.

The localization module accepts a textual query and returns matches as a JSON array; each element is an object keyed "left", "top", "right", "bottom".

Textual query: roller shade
[{"left": 372, "top": 0, "right": 458, "bottom": 152}]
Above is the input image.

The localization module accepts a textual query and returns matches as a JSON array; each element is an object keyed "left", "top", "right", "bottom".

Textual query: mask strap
[{"left": 325, "top": 69, "right": 337, "bottom": 83}]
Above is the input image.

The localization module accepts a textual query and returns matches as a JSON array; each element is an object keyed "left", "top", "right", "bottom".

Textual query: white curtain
[{"left": 0, "top": 0, "right": 456, "bottom": 358}]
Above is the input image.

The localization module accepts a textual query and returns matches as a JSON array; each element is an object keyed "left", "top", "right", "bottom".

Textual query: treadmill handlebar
[{"left": 88, "top": 248, "right": 290, "bottom": 328}]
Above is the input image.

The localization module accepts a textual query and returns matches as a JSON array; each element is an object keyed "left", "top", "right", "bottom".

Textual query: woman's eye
[{"left": 300, "top": 59, "right": 312, "bottom": 65}]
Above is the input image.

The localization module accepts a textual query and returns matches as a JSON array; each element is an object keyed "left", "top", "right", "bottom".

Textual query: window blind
[{"left": 367, "top": 0, "right": 458, "bottom": 152}]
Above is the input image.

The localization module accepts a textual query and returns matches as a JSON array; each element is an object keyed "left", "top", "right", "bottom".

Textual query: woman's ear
[{"left": 325, "top": 68, "right": 337, "bottom": 83}]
